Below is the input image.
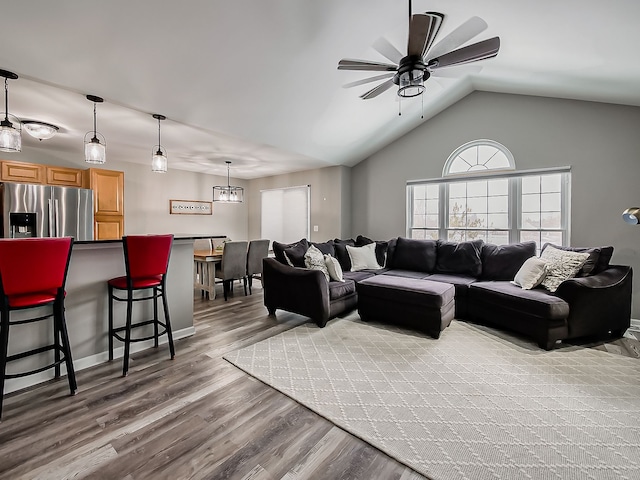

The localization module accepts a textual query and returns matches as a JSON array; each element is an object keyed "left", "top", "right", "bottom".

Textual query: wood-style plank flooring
[{"left": 1, "top": 282, "right": 639, "bottom": 479}]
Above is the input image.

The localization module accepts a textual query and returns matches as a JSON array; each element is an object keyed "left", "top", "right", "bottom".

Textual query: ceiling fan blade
[
  {"left": 360, "top": 78, "right": 395, "bottom": 100},
  {"left": 428, "top": 36, "right": 500, "bottom": 70},
  {"left": 343, "top": 73, "right": 395, "bottom": 89},
  {"left": 426, "top": 16, "right": 488, "bottom": 61},
  {"left": 407, "top": 12, "right": 444, "bottom": 58},
  {"left": 338, "top": 59, "right": 398, "bottom": 72},
  {"left": 431, "top": 65, "right": 482, "bottom": 78},
  {"left": 372, "top": 37, "right": 403, "bottom": 64}
]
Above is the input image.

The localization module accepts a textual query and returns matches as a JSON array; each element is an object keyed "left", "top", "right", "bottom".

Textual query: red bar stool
[
  {"left": 108, "top": 234, "right": 175, "bottom": 377},
  {"left": 0, "top": 237, "right": 76, "bottom": 420}
]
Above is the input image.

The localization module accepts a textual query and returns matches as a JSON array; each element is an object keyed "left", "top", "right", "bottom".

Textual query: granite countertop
[{"left": 75, "top": 234, "right": 226, "bottom": 245}]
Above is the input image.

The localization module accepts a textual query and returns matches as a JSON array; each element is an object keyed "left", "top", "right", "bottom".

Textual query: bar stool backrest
[
  {"left": 123, "top": 235, "right": 174, "bottom": 280},
  {"left": 0, "top": 237, "right": 73, "bottom": 297}
]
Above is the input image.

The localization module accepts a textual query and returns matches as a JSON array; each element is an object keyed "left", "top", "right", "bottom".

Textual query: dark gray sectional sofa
[{"left": 262, "top": 236, "right": 632, "bottom": 350}]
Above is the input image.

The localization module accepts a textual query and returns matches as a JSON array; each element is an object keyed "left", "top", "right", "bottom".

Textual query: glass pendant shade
[
  {"left": 152, "top": 147, "right": 168, "bottom": 173},
  {"left": 213, "top": 161, "right": 244, "bottom": 203},
  {"left": 85, "top": 95, "right": 105, "bottom": 164},
  {"left": 0, "top": 70, "right": 21, "bottom": 153},
  {"left": 0, "top": 114, "right": 21, "bottom": 152},
  {"left": 84, "top": 132, "right": 106, "bottom": 164},
  {"left": 622, "top": 207, "right": 640, "bottom": 225}
]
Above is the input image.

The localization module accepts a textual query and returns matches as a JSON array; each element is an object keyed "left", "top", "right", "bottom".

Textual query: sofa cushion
[
  {"left": 311, "top": 240, "right": 335, "bottom": 257},
  {"left": 539, "top": 245, "right": 589, "bottom": 292},
  {"left": 304, "top": 245, "right": 329, "bottom": 281},
  {"left": 392, "top": 237, "right": 437, "bottom": 273},
  {"left": 355, "top": 235, "right": 388, "bottom": 267},
  {"left": 358, "top": 276, "right": 455, "bottom": 308},
  {"left": 333, "top": 238, "right": 355, "bottom": 272},
  {"left": 273, "top": 238, "right": 308, "bottom": 265},
  {"left": 541, "top": 243, "right": 601, "bottom": 277},
  {"left": 381, "top": 269, "right": 431, "bottom": 280},
  {"left": 595, "top": 246, "right": 614, "bottom": 273},
  {"left": 347, "top": 243, "right": 382, "bottom": 271},
  {"left": 328, "top": 279, "right": 356, "bottom": 301},
  {"left": 283, "top": 242, "right": 309, "bottom": 268},
  {"left": 427, "top": 273, "right": 476, "bottom": 287},
  {"left": 343, "top": 270, "right": 379, "bottom": 283},
  {"left": 435, "top": 239, "right": 484, "bottom": 277},
  {"left": 469, "top": 281, "right": 570, "bottom": 320},
  {"left": 481, "top": 241, "right": 537, "bottom": 280}
]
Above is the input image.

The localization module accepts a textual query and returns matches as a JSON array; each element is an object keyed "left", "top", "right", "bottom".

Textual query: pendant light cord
[
  {"left": 93, "top": 102, "right": 97, "bottom": 137},
  {"left": 4, "top": 78, "right": 8, "bottom": 122}
]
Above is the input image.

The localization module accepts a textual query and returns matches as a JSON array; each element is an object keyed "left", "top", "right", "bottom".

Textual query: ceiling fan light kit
[
  {"left": 151, "top": 113, "right": 168, "bottom": 173},
  {"left": 622, "top": 207, "right": 640, "bottom": 225},
  {"left": 0, "top": 69, "right": 21, "bottom": 153},
  {"left": 84, "top": 94, "right": 106, "bottom": 164},
  {"left": 338, "top": 2, "right": 500, "bottom": 103}
]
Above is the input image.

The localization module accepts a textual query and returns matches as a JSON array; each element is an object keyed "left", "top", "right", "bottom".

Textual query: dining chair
[
  {"left": 215, "top": 241, "right": 249, "bottom": 301},
  {"left": 0, "top": 237, "right": 76, "bottom": 419},
  {"left": 246, "top": 239, "right": 270, "bottom": 294}
]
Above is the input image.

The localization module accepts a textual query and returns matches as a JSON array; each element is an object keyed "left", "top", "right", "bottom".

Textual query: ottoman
[{"left": 356, "top": 275, "right": 455, "bottom": 338}]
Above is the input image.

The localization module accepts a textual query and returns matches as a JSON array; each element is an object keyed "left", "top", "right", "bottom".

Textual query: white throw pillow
[
  {"left": 346, "top": 243, "right": 381, "bottom": 271},
  {"left": 511, "top": 257, "right": 547, "bottom": 290},
  {"left": 539, "top": 245, "right": 590, "bottom": 292},
  {"left": 304, "top": 245, "right": 330, "bottom": 281},
  {"left": 324, "top": 254, "right": 344, "bottom": 282}
]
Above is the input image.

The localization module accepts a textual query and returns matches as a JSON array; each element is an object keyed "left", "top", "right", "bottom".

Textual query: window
[
  {"left": 261, "top": 185, "right": 310, "bottom": 247},
  {"left": 408, "top": 140, "right": 570, "bottom": 249}
]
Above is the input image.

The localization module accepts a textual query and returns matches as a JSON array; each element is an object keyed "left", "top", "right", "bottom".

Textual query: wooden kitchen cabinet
[
  {"left": 46, "top": 166, "right": 84, "bottom": 187},
  {"left": 1, "top": 160, "right": 45, "bottom": 184},
  {"left": 84, "top": 168, "right": 125, "bottom": 239}
]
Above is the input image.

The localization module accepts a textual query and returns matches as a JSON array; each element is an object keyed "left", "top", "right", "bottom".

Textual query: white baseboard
[
  {"left": 629, "top": 318, "right": 640, "bottom": 332},
  {"left": 4, "top": 326, "right": 196, "bottom": 395}
]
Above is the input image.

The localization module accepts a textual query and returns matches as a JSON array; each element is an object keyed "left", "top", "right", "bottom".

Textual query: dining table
[{"left": 194, "top": 248, "right": 223, "bottom": 299}]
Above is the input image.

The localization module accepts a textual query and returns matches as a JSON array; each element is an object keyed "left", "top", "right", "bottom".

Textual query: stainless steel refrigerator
[{"left": 0, "top": 182, "right": 94, "bottom": 240}]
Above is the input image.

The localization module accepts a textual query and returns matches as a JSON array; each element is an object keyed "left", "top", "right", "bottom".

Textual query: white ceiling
[{"left": 2, "top": 1, "right": 639, "bottom": 179}]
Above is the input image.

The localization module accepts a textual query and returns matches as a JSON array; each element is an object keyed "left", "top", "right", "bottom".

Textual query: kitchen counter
[{"left": 5, "top": 234, "right": 225, "bottom": 394}]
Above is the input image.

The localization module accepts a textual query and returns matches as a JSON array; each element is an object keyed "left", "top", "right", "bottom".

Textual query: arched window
[
  {"left": 443, "top": 139, "right": 515, "bottom": 176},
  {"left": 407, "top": 140, "right": 570, "bottom": 250}
]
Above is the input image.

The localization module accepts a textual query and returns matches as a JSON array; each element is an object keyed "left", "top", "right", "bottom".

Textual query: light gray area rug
[{"left": 224, "top": 318, "right": 640, "bottom": 480}]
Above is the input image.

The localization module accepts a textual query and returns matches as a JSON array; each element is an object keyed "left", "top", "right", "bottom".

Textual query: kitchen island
[{"left": 5, "top": 235, "right": 224, "bottom": 394}]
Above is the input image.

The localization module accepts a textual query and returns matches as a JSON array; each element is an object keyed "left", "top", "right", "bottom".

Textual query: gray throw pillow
[{"left": 304, "top": 245, "right": 330, "bottom": 281}]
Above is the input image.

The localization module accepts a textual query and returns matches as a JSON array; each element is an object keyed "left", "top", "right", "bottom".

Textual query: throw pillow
[
  {"left": 272, "top": 238, "right": 308, "bottom": 265},
  {"left": 304, "top": 245, "right": 330, "bottom": 281},
  {"left": 355, "top": 235, "right": 388, "bottom": 267},
  {"left": 346, "top": 243, "right": 382, "bottom": 271},
  {"left": 435, "top": 239, "right": 484, "bottom": 277},
  {"left": 283, "top": 242, "right": 308, "bottom": 268},
  {"left": 541, "top": 243, "right": 601, "bottom": 276},
  {"left": 511, "top": 257, "right": 548, "bottom": 290},
  {"left": 324, "top": 254, "right": 344, "bottom": 282},
  {"left": 333, "top": 238, "right": 355, "bottom": 272},
  {"left": 481, "top": 241, "right": 537, "bottom": 281},
  {"left": 311, "top": 240, "right": 335, "bottom": 257},
  {"left": 392, "top": 237, "right": 437, "bottom": 272},
  {"left": 539, "top": 245, "right": 590, "bottom": 292}
]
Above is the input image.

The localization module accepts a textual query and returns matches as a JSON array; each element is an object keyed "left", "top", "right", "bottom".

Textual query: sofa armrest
[
  {"left": 554, "top": 265, "right": 633, "bottom": 338},
  {"left": 262, "top": 257, "right": 330, "bottom": 325}
]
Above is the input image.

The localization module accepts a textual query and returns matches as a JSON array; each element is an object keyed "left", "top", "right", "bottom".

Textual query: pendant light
[
  {"left": 84, "top": 94, "right": 106, "bottom": 164},
  {"left": 213, "top": 161, "right": 244, "bottom": 203},
  {"left": 151, "top": 114, "right": 167, "bottom": 173},
  {"left": 0, "top": 69, "right": 21, "bottom": 153}
]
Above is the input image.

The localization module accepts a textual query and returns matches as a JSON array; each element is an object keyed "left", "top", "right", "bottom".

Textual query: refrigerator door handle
[
  {"left": 48, "top": 198, "right": 54, "bottom": 237},
  {"left": 54, "top": 199, "right": 60, "bottom": 237}
]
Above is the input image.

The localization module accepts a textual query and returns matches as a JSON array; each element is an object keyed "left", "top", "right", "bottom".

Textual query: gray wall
[
  {"left": 352, "top": 91, "right": 640, "bottom": 317},
  {"left": 247, "top": 165, "right": 351, "bottom": 242},
  {"left": 0, "top": 147, "right": 249, "bottom": 241}
]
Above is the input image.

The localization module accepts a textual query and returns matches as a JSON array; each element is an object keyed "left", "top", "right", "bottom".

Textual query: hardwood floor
[
  {"left": 2, "top": 283, "right": 638, "bottom": 480},
  {"left": 0, "top": 283, "right": 425, "bottom": 480}
]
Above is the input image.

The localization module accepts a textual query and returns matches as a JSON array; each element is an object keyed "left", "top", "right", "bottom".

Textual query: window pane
[
  {"left": 414, "top": 199, "right": 425, "bottom": 214},
  {"left": 488, "top": 195, "right": 508, "bottom": 213},
  {"left": 412, "top": 229, "right": 438, "bottom": 240},
  {"left": 449, "top": 182, "right": 466, "bottom": 197},
  {"left": 520, "top": 230, "right": 541, "bottom": 250},
  {"left": 485, "top": 152, "right": 510, "bottom": 170},
  {"left": 541, "top": 212, "right": 561, "bottom": 229},
  {"left": 541, "top": 231, "right": 563, "bottom": 245},
  {"left": 522, "top": 176, "right": 540, "bottom": 194},
  {"left": 413, "top": 185, "right": 425, "bottom": 199},
  {"left": 522, "top": 212, "right": 541, "bottom": 229},
  {"left": 488, "top": 231, "right": 509, "bottom": 245},
  {"left": 425, "top": 214, "right": 439, "bottom": 228},
  {"left": 447, "top": 230, "right": 467, "bottom": 242},
  {"left": 488, "top": 178, "right": 508, "bottom": 195},
  {"left": 411, "top": 229, "right": 426, "bottom": 239},
  {"left": 522, "top": 194, "right": 541, "bottom": 212},
  {"left": 467, "top": 181, "right": 487, "bottom": 197},
  {"left": 541, "top": 174, "right": 561, "bottom": 192},
  {"left": 478, "top": 145, "right": 497, "bottom": 164},
  {"left": 488, "top": 213, "right": 509, "bottom": 229},
  {"left": 413, "top": 215, "right": 425, "bottom": 228},
  {"left": 458, "top": 147, "right": 478, "bottom": 166},
  {"left": 426, "top": 199, "right": 439, "bottom": 214},
  {"left": 426, "top": 184, "right": 439, "bottom": 199},
  {"left": 468, "top": 197, "right": 487, "bottom": 214},
  {"left": 541, "top": 193, "right": 561, "bottom": 211},
  {"left": 449, "top": 158, "right": 469, "bottom": 174}
]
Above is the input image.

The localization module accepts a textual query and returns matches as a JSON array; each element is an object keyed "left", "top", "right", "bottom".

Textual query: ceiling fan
[{"left": 338, "top": 2, "right": 500, "bottom": 100}]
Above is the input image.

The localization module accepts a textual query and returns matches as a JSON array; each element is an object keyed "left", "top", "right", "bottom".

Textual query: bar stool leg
[
  {"left": 56, "top": 299, "right": 77, "bottom": 394},
  {"left": 53, "top": 312, "right": 61, "bottom": 379},
  {"left": 0, "top": 309, "right": 10, "bottom": 419},
  {"left": 153, "top": 287, "right": 159, "bottom": 348},
  {"left": 108, "top": 285, "right": 114, "bottom": 362},
  {"left": 161, "top": 284, "right": 175, "bottom": 359},
  {"left": 122, "top": 290, "right": 133, "bottom": 377}
]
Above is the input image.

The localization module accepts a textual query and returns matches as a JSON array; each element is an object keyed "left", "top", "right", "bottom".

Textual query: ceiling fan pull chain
[
  {"left": 421, "top": 94, "right": 424, "bottom": 119},
  {"left": 398, "top": 97, "right": 402, "bottom": 116}
]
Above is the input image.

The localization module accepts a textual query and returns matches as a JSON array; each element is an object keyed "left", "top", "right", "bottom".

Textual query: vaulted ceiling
[{"left": 2, "top": 1, "right": 639, "bottom": 179}]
